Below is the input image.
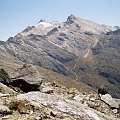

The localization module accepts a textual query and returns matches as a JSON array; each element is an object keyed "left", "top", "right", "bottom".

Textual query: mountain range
[{"left": 0, "top": 14, "right": 120, "bottom": 98}]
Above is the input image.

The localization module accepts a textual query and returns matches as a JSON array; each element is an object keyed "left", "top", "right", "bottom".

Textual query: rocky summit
[{"left": 0, "top": 15, "right": 120, "bottom": 119}]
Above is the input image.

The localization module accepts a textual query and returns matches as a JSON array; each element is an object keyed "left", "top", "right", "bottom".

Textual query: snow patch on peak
[{"left": 37, "top": 22, "right": 53, "bottom": 28}]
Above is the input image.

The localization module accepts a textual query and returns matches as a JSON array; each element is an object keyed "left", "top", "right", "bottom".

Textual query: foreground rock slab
[{"left": 17, "top": 92, "right": 118, "bottom": 120}]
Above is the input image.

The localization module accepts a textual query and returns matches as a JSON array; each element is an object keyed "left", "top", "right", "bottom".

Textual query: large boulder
[
  {"left": 0, "top": 68, "right": 11, "bottom": 85},
  {"left": 10, "top": 79, "right": 41, "bottom": 93},
  {"left": 11, "top": 64, "right": 42, "bottom": 85},
  {"left": 100, "top": 94, "right": 119, "bottom": 109}
]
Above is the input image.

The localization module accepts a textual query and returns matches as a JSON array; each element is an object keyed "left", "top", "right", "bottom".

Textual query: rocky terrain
[
  {"left": 0, "top": 65, "right": 120, "bottom": 120},
  {"left": 0, "top": 15, "right": 120, "bottom": 119}
]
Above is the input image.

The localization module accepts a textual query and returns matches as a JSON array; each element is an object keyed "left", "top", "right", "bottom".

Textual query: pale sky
[{"left": 0, "top": 0, "right": 120, "bottom": 41}]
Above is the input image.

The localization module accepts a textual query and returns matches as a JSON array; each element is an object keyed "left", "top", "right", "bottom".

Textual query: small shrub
[
  {"left": 8, "top": 99, "right": 33, "bottom": 114},
  {"left": 17, "top": 101, "right": 33, "bottom": 114},
  {"left": 67, "top": 87, "right": 78, "bottom": 94},
  {"left": 8, "top": 99, "right": 20, "bottom": 110}
]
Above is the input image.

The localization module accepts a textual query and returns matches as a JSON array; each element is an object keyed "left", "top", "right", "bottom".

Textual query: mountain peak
[
  {"left": 38, "top": 19, "right": 46, "bottom": 24},
  {"left": 66, "top": 14, "right": 77, "bottom": 24}
]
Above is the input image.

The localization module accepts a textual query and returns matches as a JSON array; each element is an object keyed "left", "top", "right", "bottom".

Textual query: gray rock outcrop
[
  {"left": 100, "top": 94, "right": 119, "bottom": 109},
  {"left": 0, "top": 105, "right": 12, "bottom": 114}
]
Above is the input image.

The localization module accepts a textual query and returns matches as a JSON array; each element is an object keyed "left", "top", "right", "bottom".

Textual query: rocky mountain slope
[
  {"left": 0, "top": 66, "right": 120, "bottom": 120},
  {"left": 0, "top": 15, "right": 120, "bottom": 98}
]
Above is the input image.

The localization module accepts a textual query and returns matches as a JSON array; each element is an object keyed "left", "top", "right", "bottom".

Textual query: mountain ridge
[{"left": 0, "top": 15, "right": 120, "bottom": 98}]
